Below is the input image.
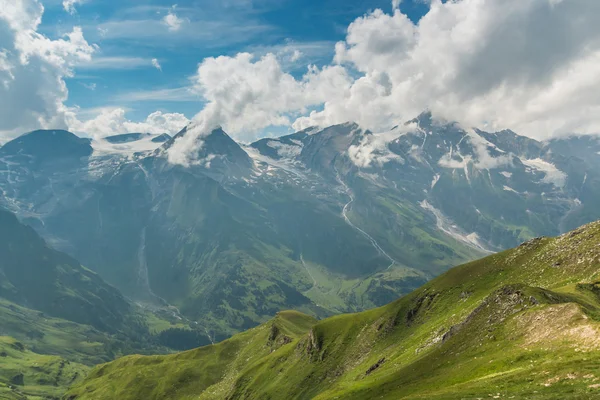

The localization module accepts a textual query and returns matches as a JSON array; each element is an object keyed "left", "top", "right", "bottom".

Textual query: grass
[
  {"left": 0, "top": 298, "right": 113, "bottom": 366},
  {"left": 142, "top": 311, "right": 189, "bottom": 335},
  {"left": 67, "top": 220, "right": 600, "bottom": 399},
  {"left": 0, "top": 297, "right": 195, "bottom": 399},
  {"left": 0, "top": 336, "right": 88, "bottom": 400}
]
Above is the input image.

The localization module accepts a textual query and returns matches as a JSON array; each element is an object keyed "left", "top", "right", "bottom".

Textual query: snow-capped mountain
[{"left": 0, "top": 115, "right": 598, "bottom": 341}]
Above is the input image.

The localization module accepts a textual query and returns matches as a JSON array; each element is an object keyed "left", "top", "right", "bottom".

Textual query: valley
[
  {"left": 0, "top": 114, "right": 598, "bottom": 342},
  {"left": 0, "top": 116, "right": 598, "bottom": 399},
  {"left": 67, "top": 220, "right": 600, "bottom": 399}
]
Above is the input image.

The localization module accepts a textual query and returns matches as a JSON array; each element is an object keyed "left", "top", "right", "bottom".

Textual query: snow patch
[
  {"left": 348, "top": 129, "right": 404, "bottom": 168},
  {"left": 91, "top": 135, "right": 163, "bottom": 157},
  {"left": 438, "top": 129, "right": 513, "bottom": 173},
  {"left": 503, "top": 185, "right": 519, "bottom": 194},
  {"left": 431, "top": 174, "right": 441, "bottom": 189},
  {"left": 522, "top": 158, "right": 567, "bottom": 188},
  {"left": 419, "top": 200, "right": 490, "bottom": 252},
  {"left": 500, "top": 171, "right": 512, "bottom": 178},
  {"left": 266, "top": 140, "right": 302, "bottom": 158}
]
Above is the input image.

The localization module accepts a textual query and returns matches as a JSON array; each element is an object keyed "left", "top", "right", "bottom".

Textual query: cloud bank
[
  {"left": 67, "top": 108, "right": 189, "bottom": 139},
  {"left": 167, "top": 52, "right": 350, "bottom": 165},
  {"left": 166, "top": 0, "right": 600, "bottom": 165},
  {"left": 3, "top": 0, "right": 600, "bottom": 160}
]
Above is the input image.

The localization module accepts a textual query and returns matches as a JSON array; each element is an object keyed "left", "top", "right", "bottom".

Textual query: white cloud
[
  {"left": 67, "top": 107, "right": 189, "bottom": 139},
  {"left": 168, "top": 0, "right": 600, "bottom": 164},
  {"left": 167, "top": 52, "right": 351, "bottom": 165},
  {"left": 151, "top": 58, "right": 162, "bottom": 71},
  {"left": 63, "top": 0, "right": 85, "bottom": 14},
  {"left": 0, "top": 0, "right": 95, "bottom": 138},
  {"left": 521, "top": 158, "right": 567, "bottom": 188},
  {"left": 290, "top": 49, "right": 302, "bottom": 62},
  {"left": 162, "top": 6, "right": 184, "bottom": 32},
  {"left": 115, "top": 87, "right": 199, "bottom": 102},
  {"left": 299, "top": 0, "right": 600, "bottom": 140},
  {"left": 78, "top": 56, "right": 154, "bottom": 70},
  {"left": 348, "top": 127, "right": 407, "bottom": 168},
  {"left": 82, "top": 82, "right": 96, "bottom": 91},
  {"left": 6, "top": 0, "right": 600, "bottom": 152},
  {"left": 246, "top": 40, "right": 334, "bottom": 71}
]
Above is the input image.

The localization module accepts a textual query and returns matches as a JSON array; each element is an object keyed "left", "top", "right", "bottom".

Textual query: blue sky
[
  {"left": 4, "top": 0, "right": 596, "bottom": 143},
  {"left": 41, "top": 0, "right": 429, "bottom": 123}
]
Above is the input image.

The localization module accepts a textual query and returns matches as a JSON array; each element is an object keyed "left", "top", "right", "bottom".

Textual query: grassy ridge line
[
  {"left": 67, "top": 311, "right": 316, "bottom": 399},
  {"left": 67, "top": 221, "right": 600, "bottom": 399}
]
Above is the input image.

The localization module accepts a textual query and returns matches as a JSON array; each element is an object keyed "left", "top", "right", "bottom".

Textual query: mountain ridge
[
  {"left": 66, "top": 219, "right": 600, "bottom": 399},
  {"left": 0, "top": 115, "right": 599, "bottom": 342}
]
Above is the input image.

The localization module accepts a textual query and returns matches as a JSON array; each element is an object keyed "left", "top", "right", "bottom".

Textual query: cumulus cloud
[
  {"left": 151, "top": 58, "right": 162, "bottom": 71},
  {"left": 67, "top": 107, "right": 189, "bottom": 139},
  {"left": 348, "top": 127, "right": 407, "bottom": 168},
  {"left": 168, "top": 0, "right": 600, "bottom": 164},
  {"left": 0, "top": 0, "right": 95, "bottom": 138},
  {"left": 290, "top": 49, "right": 302, "bottom": 62},
  {"left": 7, "top": 0, "right": 600, "bottom": 155},
  {"left": 301, "top": 0, "right": 600, "bottom": 140},
  {"left": 163, "top": 5, "right": 184, "bottom": 32},
  {"left": 63, "top": 0, "right": 85, "bottom": 14},
  {"left": 167, "top": 52, "right": 351, "bottom": 165}
]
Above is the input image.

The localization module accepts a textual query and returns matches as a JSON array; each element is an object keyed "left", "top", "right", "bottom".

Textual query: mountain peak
[
  {"left": 406, "top": 110, "right": 434, "bottom": 127},
  {"left": 0, "top": 129, "right": 93, "bottom": 165},
  {"left": 160, "top": 125, "right": 252, "bottom": 176}
]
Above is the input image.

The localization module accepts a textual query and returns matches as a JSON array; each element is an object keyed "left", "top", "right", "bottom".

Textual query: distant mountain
[
  {"left": 67, "top": 220, "right": 600, "bottom": 400},
  {"left": 0, "top": 117, "right": 599, "bottom": 342},
  {"left": 0, "top": 130, "right": 92, "bottom": 167},
  {"left": 105, "top": 132, "right": 171, "bottom": 144},
  {"left": 547, "top": 135, "right": 600, "bottom": 164}
]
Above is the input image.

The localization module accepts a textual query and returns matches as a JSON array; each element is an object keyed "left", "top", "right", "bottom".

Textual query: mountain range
[{"left": 0, "top": 113, "right": 598, "bottom": 343}]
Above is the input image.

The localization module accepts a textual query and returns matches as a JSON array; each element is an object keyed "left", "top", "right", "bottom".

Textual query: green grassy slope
[
  {"left": 0, "top": 336, "right": 88, "bottom": 400},
  {"left": 67, "top": 221, "right": 600, "bottom": 400}
]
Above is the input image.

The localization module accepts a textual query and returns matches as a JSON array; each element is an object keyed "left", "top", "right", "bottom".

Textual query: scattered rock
[
  {"left": 365, "top": 358, "right": 386, "bottom": 375},
  {"left": 460, "top": 291, "right": 473, "bottom": 301},
  {"left": 10, "top": 373, "right": 24, "bottom": 386},
  {"left": 306, "top": 329, "right": 324, "bottom": 361}
]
